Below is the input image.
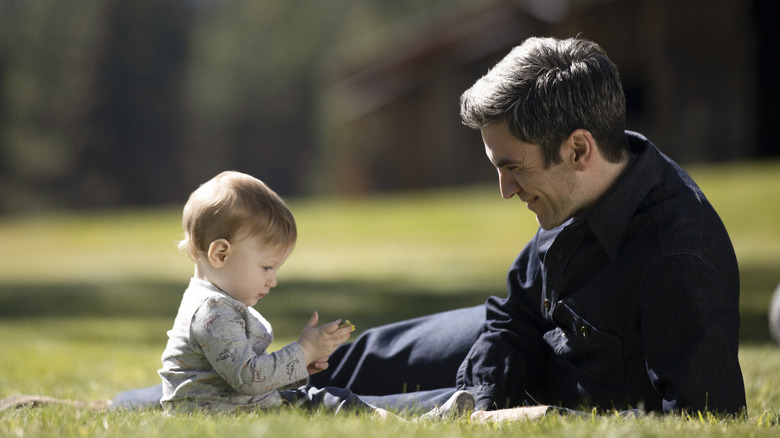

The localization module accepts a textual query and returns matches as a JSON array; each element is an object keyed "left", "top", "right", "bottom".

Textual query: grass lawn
[{"left": 1, "top": 160, "right": 779, "bottom": 437}]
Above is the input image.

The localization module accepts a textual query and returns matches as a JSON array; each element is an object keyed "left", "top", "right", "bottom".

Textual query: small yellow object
[{"left": 338, "top": 319, "right": 356, "bottom": 332}]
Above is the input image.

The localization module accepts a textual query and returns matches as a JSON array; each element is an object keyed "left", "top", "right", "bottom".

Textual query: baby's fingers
[
  {"left": 306, "top": 311, "right": 319, "bottom": 328},
  {"left": 337, "top": 319, "right": 356, "bottom": 332},
  {"left": 321, "top": 318, "right": 354, "bottom": 334}
]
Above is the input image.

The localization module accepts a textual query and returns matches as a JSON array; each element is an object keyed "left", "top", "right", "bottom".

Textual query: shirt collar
[
  {"left": 582, "top": 131, "right": 664, "bottom": 260},
  {"left": 188, "top": 277, "right": 247, "bottom": 308}
]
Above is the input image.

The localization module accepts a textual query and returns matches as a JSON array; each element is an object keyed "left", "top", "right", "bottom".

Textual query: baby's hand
[
  {"left": 297, "top": 311, "right": 352, "bottom": 366},
  {"left": 307, "top": 358, "right": 329, "bottom": 375},
  {"left": 337, "top": 319, "right": 356, "bottom": 332}
]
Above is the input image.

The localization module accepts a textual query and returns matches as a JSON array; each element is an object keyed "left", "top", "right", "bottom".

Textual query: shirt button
[
  {"left": 580, "top": 325, "right": 589, "bottom": 338},
  {"left": 556, "top": 252, "right": 565, "bottom": 262},
  {"left": 543, "top": 299, "right": 551, "bottom": 310}
]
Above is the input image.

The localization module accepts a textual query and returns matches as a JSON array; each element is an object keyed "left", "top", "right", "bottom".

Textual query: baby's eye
[{"left": 263, "top": 266, "right": 273, "bottom": 271}]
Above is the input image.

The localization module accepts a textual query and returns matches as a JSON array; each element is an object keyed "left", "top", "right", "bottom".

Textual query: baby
[
  {"left": 1, "top": 170, "right": 473, "bottom": 418},
  {"left": 158, "top": 171, "right": 376, "bottom": 414}
]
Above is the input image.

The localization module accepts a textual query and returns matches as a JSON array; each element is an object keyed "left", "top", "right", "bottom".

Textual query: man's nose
[{"left": 499, "top": 170, "right": 519, "bottom": 199}]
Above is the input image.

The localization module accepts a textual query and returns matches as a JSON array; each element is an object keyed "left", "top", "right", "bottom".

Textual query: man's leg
[
  {"left": 110, "top": 384, "right": 163, "bottom": 410},
  {"left": 308, "top": 305, "right": 485, "bottom": 395},
  {"left": 360, "top": 387, "right": 459, "bottom": 413},
  {"left": 108, "top": 305, "right": 486, "bottom": 409}
]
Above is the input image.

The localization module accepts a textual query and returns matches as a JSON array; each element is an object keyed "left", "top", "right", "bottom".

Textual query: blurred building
[{"left": 316, "top": 0, "right": 773, "bottom": 195}]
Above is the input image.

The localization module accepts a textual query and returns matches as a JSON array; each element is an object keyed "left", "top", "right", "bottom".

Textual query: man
[{"left": 311, "top": 36, "right": 746, "bottom": 416}]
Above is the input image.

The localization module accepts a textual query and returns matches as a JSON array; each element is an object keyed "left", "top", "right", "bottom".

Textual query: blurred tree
[
  {"left": 179, "top": 0, "right": 469, "bottom": 196},
  {"left": 0, "top": 0, "right": 492, "bottom": 213},
  {"left": 78, "top": 0, "right": 192, "bottom": 206},
  {"left": 0, "top": 0, "right": 105, "bottom": 211}
]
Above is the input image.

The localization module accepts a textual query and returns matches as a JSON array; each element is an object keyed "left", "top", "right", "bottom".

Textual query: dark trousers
[{"left": 308, "top": 305, "right": 485, "bottom": 395}]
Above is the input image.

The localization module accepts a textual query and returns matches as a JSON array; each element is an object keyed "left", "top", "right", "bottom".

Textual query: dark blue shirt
[{"left": 457, "top": 131, "right": 746, "bottom": 414}]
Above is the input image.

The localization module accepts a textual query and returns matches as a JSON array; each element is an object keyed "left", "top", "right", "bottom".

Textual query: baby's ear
[{"left": 207, "top": 239, "right": 231, "bottom": 268}]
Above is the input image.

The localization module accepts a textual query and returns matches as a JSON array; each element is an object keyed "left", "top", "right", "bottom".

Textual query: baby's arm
[{"left": 190, "top": 301, "right": 308, "bottom": 395}]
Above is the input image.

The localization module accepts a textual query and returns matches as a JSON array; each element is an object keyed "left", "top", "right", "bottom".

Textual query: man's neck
[{"left": 575, "top": 152, "right": 634, "bottom": 220}]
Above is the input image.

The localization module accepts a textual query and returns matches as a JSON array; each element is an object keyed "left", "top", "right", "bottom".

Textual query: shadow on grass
[
  {"left": 0, "top": 281, "right": 185, "bottom": 319},
  {"left": 0, "top": 262, "right": 776, "bottom": 344},
  {"left": 0, "top": 279, "right": 490, "bottom": 337}
]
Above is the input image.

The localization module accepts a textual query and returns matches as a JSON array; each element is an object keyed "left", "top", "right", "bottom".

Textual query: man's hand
[{"left": 470, "top": 406, "right": 551, "bottom": 423}]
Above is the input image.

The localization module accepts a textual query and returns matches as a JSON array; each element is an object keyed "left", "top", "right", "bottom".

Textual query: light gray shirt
[{"left": 158, "top": 278, "right": 308, "bottom": 413}]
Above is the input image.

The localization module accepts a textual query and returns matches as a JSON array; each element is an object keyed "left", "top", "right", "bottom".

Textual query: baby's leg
[{"left": 280, "top": 386, "right": 372, "bottom": 413}]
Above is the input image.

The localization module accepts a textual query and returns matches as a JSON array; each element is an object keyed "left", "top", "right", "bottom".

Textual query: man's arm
[
  {"left": 457, "top": 245, "right": 551, "bottom": 410},
  {"left": 640, "top": 253, "right": 746, "bottom": 415}
]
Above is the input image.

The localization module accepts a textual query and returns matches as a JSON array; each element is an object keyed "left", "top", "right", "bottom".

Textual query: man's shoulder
[
  {"left": 610, "top": 134, "right": 729, "bottom": 258},
  {"left": 639, "top": 161, "right": 731, "bottom": 256}
]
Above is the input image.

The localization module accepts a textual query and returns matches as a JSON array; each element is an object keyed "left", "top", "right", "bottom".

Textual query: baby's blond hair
[{"left": 179, "top": 171, "right": 296, "bottom": 260}]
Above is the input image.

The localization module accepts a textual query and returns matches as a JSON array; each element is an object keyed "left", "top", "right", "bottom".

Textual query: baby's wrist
[{"left": 296, "top": 341, "right": 314, "bottom": 364}]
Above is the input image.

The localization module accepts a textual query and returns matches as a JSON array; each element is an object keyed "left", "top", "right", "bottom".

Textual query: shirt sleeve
[
  {"left": 457, "top": 245, "right": 551, "bottom": 410},
  {"left": 640, "top": 253, "right": 746, "bottom": 414},
  {"left": 189, "top": 299, "right": 309, "bottom": 396}
]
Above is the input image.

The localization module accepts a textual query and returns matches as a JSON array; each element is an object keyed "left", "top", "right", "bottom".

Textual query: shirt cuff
[{"left": 466, "top": 385, "right": 498, "bottom": 411}]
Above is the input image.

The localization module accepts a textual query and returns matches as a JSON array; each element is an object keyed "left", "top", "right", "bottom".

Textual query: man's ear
[
  {"left": 566, "top": 129, "right": 596, "bottom": 170},
  {"left": 207, "top": 239, "right": 232, "bottom": 268}
]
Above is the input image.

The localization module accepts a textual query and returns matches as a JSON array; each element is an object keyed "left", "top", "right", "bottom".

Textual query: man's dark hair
[{"left": 460, "top": 37, "right": 628, "bottom": 166}]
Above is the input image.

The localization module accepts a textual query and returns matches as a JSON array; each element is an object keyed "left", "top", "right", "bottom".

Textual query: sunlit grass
[
  {"left": 0, "top": 209, "right": 191, "bottom": 284},
  {"left": 285, "top": 186, "right": 538, "bottom": 290}
]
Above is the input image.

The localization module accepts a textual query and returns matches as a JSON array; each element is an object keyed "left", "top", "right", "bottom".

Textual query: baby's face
[{"left": 213, "top": 236, "right": 291, "bottom": 306}]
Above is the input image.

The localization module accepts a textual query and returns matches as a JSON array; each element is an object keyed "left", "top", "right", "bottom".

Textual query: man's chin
[
  {"left": 536, "top": 216, "right": 552, "bottom": 230},
  {"left": 536, "top": 216, "right": 564, "bottom": 231}
]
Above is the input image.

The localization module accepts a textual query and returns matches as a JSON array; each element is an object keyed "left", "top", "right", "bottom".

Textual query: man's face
[{"left": 481, "top": 123, "right": 580, "bottom": 230}]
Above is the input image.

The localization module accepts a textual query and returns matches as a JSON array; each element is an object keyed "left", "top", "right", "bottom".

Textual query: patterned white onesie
[{"left": 158, "top": 278, "right": 308, "bottom": 413}]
